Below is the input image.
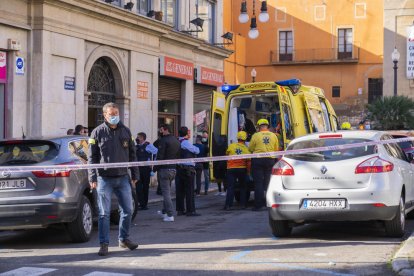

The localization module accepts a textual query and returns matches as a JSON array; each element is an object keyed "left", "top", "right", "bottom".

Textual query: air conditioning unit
[{"left": 8, "top": 39, "right": 21, "bottom": 51}]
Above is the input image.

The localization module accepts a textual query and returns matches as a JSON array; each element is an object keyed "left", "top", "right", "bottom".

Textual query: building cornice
[{"left": 33, "top": 0, "right": 232, "bottom": 60}]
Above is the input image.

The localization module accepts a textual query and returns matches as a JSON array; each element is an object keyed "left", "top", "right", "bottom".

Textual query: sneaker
[
  {"left": 163, "top": 215, "right": 174, "bottom": 222},
  {"left": 157, "top": 210, "right": 167, "bottom": 218},
  {"left": 214, "top": 192, "right": 221, "bottom": 196},
  {"left": 220, "top": 192, "right": 227, "bottom": 196},
  {"left": 98, "top": 243, "right": 108, "bottom": 256},
  {"left": 119, "top": 239, "right": 138, "bottom": 250}
]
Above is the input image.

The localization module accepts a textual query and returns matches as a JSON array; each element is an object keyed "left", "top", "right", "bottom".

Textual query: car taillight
[
  {"left": 32, "top": 162, "right": 75, "bottom": 178},
  {"left": 272, "top": 159, "right": 294, "bottom": 176},
  {"left": 355, "top": 157, "right": 394, "bottom": 174}
]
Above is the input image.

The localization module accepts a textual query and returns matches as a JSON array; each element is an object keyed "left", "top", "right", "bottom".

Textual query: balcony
[{"left": 270, "top": 45, "right": 360, "bottom": 65}]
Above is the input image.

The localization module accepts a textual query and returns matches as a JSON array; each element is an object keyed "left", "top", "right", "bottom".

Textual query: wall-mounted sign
[
  {"left": 137, "top": 81, "right": 149, "bottom": 99},
  {"left": 64, "top": 76, "right": 75, "bottom": 90},
  {"left": 160, "top": 56, "right": 194, "bottom": 80},
  {"left": 0, "top": 52, "right": 6, "bottom": 83},
  {"left": 194, "top": 110, "right": 207, "bottom": 126},
  {"left": 196, "top": 66, "right": 224, "bottom": 87},
  {"left": 407, "top": 25, "right": 414, "bottom": 79},
  {"left": 15, "top": 57, "right": 24, "bottom": 75}
]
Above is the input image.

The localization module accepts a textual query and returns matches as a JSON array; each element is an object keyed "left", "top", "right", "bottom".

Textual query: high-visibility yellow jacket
[
  {"left": 226, "top": 142, "right": 251, "bottom": 171},
  {"left": 248, "top": 130, "right": 279, "bottom": 157}
]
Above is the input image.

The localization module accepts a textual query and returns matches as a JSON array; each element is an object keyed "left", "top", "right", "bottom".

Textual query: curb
[{"left": 392, "top": 232, "right": 414, "bottom": 275}]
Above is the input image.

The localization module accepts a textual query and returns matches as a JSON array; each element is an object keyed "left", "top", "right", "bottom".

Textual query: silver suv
[{"left": 0, "top": 136, "right": 137, "bottom": 242}]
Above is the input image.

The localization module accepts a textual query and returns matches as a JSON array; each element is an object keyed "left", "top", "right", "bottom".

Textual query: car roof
[{"left": 289, "top": 130, "right": 382, "bottom": 145}]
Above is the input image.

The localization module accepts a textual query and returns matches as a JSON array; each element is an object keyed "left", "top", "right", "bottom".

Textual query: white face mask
[
  {"left": 108, "top": 115, "right": 120, "bottom": 125},
  {"left": 201, "top": 138, "right": 207, "bottom": 143}
]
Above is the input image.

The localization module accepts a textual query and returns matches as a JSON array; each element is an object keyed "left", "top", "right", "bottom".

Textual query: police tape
[{"left": 0, "top": 136, "right": 414, "bottom": 173}]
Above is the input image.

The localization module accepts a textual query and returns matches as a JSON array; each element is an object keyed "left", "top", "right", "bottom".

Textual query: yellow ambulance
[{"left": 209, "top": 79, "right": 338, "bottom": 181}]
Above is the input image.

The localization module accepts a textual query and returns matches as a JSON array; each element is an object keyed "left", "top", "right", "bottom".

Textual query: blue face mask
[{"left": 108, "top": 115, "right": 120, "bottom": 125}]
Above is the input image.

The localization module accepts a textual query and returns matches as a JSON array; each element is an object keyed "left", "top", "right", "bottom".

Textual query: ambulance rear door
[
  {"left": 278, "top": 87, "right": 295, "bottom": 148},
  {"left": 303, "top": 91, "right": 328, "bottom": 133},
  {"left": 209, "top": 91, "right": 227, "bottom": 180}
]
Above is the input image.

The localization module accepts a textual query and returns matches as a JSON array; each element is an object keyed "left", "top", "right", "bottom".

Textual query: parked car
[
  {"left": 0, "top": 136, "right": 138, "bottom": 242},
  {"left": 266, "top": 131, "right": 414, "bottom": 238},
  {"left": 388, "top": 131, "right": 414, "bottom": 155}
]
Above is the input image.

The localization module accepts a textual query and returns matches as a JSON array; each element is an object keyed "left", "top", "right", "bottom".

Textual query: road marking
[
  {"left": 230, "top": 250, "right": 252, "bottom": 261},
  {"left": 229, "top": 251, "right": 355, "bottom": 276},
  {"left": 83, "top": 272, "right": 133, "bottom": 276},
  {"left": 0, "top": 267, "right": 57, "bottom": 276}
]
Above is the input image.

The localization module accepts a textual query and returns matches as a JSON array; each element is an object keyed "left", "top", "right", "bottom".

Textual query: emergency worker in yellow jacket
[
  {"left": 248, "top": 119, "right": 279, "bottom": 211},
  {"left": 224, "top": 131, "right": 251, "bottom": 210}
]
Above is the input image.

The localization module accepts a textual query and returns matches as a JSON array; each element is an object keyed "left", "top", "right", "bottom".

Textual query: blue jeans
[
  {"left": 97, "top": 175, "right": 132, "bottom": 244},
  {"left": 202, "top": 168, "right": 210, "bottom": 192}
]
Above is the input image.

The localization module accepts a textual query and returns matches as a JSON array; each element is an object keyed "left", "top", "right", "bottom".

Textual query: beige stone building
[
  {"left": 0, "top": 0, "right": 231, "bottom": 140},
  {"left": 384, "top": 0, "right": 414, "bottom": 98}
]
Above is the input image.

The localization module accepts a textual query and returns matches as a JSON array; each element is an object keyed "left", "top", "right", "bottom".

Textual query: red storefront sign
[
  {"left": 0, "top": 52, "right": 6, "bottom": 83},
  {"left": 196, "top": 66, "right": 224, "bottom": 87},
  {"left": 160, "top": 56, "right": 194, "bottom": 80}
]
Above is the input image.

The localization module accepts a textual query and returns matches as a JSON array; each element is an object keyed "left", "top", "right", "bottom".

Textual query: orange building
[{"left": 223, "top": 0, "right": 383, "bottom": 123}]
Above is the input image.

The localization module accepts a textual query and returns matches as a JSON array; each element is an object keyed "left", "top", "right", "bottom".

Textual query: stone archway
[
  {"left": 84, "top": 46, "right": 128, "bottom": 129},
  {"left": 87, "top": 57, "right": 117, "bottom": 128}
]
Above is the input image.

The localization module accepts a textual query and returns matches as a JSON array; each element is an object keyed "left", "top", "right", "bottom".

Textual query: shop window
[
  {"left": 158, "top": 99, "right": 180, "bottom": 114},
  {"left": 161, "top": 0, "right": 177, "bottom": 26},
  {"left": 279, "top": 31, "right": 293, "bottom": 61},
  {"left": 332, "top": 86, "right": 340, "bottom": 98},
  {"left": 338, "top": 28, "right": 353, "bottom": 59}
]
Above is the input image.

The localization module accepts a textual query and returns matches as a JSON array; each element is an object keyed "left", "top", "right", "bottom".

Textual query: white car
[{"left": 266, "top": 131, "right": 414, "bottom": 237}]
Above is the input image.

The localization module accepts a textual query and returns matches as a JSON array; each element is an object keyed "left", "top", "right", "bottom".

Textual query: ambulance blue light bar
[
  {"left": 220, "top": 84, "right": 240, "bottom": 94},
  {"left": 275, "top": 79, "right": 301, "bottom": 86}
]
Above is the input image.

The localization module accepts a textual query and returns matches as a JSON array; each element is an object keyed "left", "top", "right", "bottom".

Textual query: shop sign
[
  {"left": 196, "top": 66, "right": 224, "bottom": 86},
  {"left": 15, "top": 57, "right": 24, "bottom": 75},
  {"left": 64, "top": 76, "right": 75, "bottom": 90},
  {"left": 160, "top": 56, "right": 193, "bottom": 80},
  {"left": 0, "top": 52, "right": 6, "bottom": 83},
  {"left": 137, "top": 81, "right": 149, "bottom": 99},
  {"left": 407, "top": 25, "right": 414, "bottom": 79}
]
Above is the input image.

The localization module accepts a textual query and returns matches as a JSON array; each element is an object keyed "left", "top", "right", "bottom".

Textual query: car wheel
[
  {"left": 110, "top": 190, "right": 138, "bottom": 225},
  {"left": 269, "top": 215, "right": 292, "bottom": 237},
  {"left": 384, "top": 195, "right": 405, "bottom": 238},
  {"left": 66, "top": 195, "right": 93, "bottom": 243}
]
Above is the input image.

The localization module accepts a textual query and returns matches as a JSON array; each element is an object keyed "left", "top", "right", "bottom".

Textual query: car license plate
[
  {"left": 302, "top": 199, "right": 346, "bottom": 210},
  {"left": 0, "top": 179, "right": 27, "bottom": 190}
]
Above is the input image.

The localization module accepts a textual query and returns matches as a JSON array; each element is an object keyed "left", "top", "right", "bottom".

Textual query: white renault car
[{"left": 266, "top": 131, "right": 414, "bottom": 237}]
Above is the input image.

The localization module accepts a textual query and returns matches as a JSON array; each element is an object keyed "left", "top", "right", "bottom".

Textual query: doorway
[
  {"left": 87, "top": 57, "right": 117, "bottom": 130},
  {"left": 368, "top": 78, "right": 383, "bottom": 104}
]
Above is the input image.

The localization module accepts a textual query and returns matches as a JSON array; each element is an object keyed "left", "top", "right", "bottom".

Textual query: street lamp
[
  {"left": 391, "top": 47, "right": 400, "bottom": 97},
  {"left": 238, "top": 0, "right": 269, "bottom": 39},
  {"left": 251, "top": 68, "right": 257, "bottom": 82}
]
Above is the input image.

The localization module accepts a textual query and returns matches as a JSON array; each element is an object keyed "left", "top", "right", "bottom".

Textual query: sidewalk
[{"left": 392, "top": 232, "right": 414, "bottom": 275}]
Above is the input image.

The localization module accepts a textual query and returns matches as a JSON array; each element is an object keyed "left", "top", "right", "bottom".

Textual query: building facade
[
  {"left": 383, "top": 0, "right": 414, "bottom": 98},
  {"left": 0, "top": 0, "right": 230, "bottom": 140},
  {"left": 223, "top": 0, "right": 384, "bottom": 124}
]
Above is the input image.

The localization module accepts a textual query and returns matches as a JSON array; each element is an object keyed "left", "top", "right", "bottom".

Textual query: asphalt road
[{"left": 0, "top": 193, "right": 412, "bottom": 276}]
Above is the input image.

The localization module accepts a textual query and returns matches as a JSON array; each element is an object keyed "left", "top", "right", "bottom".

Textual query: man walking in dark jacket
[
  {"left": 88, "top": 102, "right": 139, "bottom": 256},
  {"left": 156, "top": 124, "right": 180, "bottom": 222}
]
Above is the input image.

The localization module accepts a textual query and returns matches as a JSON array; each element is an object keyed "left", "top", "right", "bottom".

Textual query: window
[
  {"left": 282, "top": 104, "right": 294, "bottom": 141},
  {"left": 188, "top": 0, "right": 215, "bottom": 43},
  {"left": 137, "top": 0, "right": 150, "bottom": 15},
  {"left": 69, "top": 140, "right": 89, "bottom": 163},
  {"left": 332, "top": 86, "right": 340, "bottom": 97},
  {"left": 320, "top": 100, "right": 332, "bottom": 131},
  {"left": 279, "top": 31, "right": 293, "bottom": 61},
  {"left": 161, "top": 0, "right": 177, "bottom": 26},
  {"left": 338, "top": 28, "right": 353, "bottom": 59},
  {"left": 287, "top": 139, "right": 376, "bottom": 162},
  {"left": 0, "top": 141, "right": 58, "bottom": 165}
]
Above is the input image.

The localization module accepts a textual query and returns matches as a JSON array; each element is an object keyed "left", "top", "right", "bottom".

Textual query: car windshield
[
  {"left": 286, "top": 138, "right": 376, "bottom": 162},
  {"left": 0, "top": 141, "right": 59, "bottom": 165}
]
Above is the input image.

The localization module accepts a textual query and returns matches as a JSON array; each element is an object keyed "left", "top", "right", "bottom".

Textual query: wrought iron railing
[{"left": 270, "top": 45, "right": 360, "bottom": 64}]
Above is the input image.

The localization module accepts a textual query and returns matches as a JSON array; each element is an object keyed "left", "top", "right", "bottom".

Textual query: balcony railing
[{"left": 270, "top": 45, "right": 360, "bottom": 65}]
